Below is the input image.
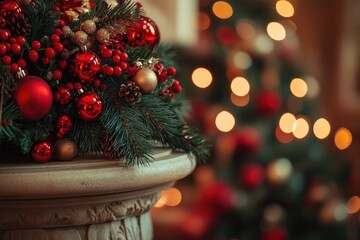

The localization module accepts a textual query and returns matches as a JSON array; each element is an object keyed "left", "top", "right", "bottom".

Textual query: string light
[
  {"left": 267, "top": 158, "right": 293, "bottom": 185},
  {"left": 231, "top": 93, "right": 250, "bottom": 107},
  {"left": 279, "top": 112, "right": 296, "bottom": 133},
  {"left": 347, "top": 196, "right": 360, "bottom": 214},
  {"left": 233, "top": 51, "right": 252, "bottom": 70},
  {"left": 313, "top": 118, "right": 331, "bottom": 139},
  {"left": 334, "top": 128, "right": 352, "bottom": 150},
  {"left": 231, "top": 77, "right": 250, "bottom": 96},
  {"left": 267, "top": 22, "right": 286, "bottom": 41},
  {"left": 154, "top": 188, "right": 183, "bottom": 208},
  {"left": 290, "top": 78, "right": 308, "bottom": 98},
  {"left": 275, "top": 125, "right": 294, "bottom": 143},
  {"left": 212, "top": 1, "right": 233, "bottom": 19},
  {"left": 192, "top": 67, "right": 213, "bottom": 88},
  {"left": 236, "top": 20, "right": 256, "bottom": 39},
  {"left": 255, "top": 34, "right": 274, "bottom": 54},
  {"left": 305, "top": 76, "right": 320, "bottom": 98},
  {"left": 275, "top": 0, "right": 294, "bottom": 18},
  {"left": 198, "top": 12, "right": 211, "bottom": 31},
  {"left": 292, "top": 117, "right": 310, "bottom": 139},
  {"left": 215, "top": 111, "right": 236, "bottom": 132}
]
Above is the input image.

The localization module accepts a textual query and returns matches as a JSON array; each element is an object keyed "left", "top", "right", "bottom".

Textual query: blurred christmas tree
[{"left": 154, "top": 0, "right": 358, "bottom": 239}]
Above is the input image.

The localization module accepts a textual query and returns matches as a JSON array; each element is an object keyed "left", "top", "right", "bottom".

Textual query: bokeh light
[
  {"left": 267, "top": 22, "right": 286, "bottom": 41},
  {"left": 290, "top": 78, "right": 308, "bottom": 98},
  {"left": 231, "top": 77, "right": 250, "bottom": 96},
  {"left": 279, "top": 112, "right": 296, "bottom": 133},
  {"left": 347, "top": 196, "right": 360, "bottom": 214},
  {"left": 255, "top": 34, "right": 274, "bottom": 54},
  {"left": 275, "top": 0, "right": 294, "bottom": 18},
  {"left": 267, "top": 158, "right": 293, "bottom": 185},
  {"left": 313, "top": 118, "right": 331, "bottom": 139},
  {"left": 292, "top": 117, "right": 310, "bottom": 139},
  {"left": 236, "top": 20, "right": 256, "bottom": 39},
  {"left": 215, "top": 111, "right": 236, "bottom": 132},
  {"left": 275, "top": 125, "right": 294, "bottom": 143},
  {"left": 231, "top": 93, "right": 250, "bottom": 107},
  {"left": 164, "top": 188, "right": 182, "bottom": 207},
  {"left": 198, "top": 12, "right": 211, "bottom": 31},
  {"left": 212, "top": 1, "right": 233, "bottom": 19},
  {"left": 264, "top": 204, "right": 285, "bottom": 224},
  {"left": 334, "top": 203, "right": 348, "bottom": 222},
  {"left": 233, "top": 51, "right": 252, "bottom": 70},
  {"left": 305, "top": 76, "right": 320, "bottom": 98},
  {"left": 192, "top": 67, "right": 213, "bottom": 88},
  {"left": 334, "top": 128, "right": 352, "bottom": 150}
]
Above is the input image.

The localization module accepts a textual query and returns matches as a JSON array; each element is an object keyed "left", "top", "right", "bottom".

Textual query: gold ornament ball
[
  {"left": 133, "top": 68, "right": 158, "bottom": 93},
  {"left": 73, "top": 31, "right": 89, "bottom": 46},
  {"left": 81, "top": 20, "right": 97, "bottom": 35},
  {"left": 62, "top": 26, "right": 74, "bottom": 38},
  {"left": 54, "top": 139, "right": 78, "bottom": 161},
  {"left": 96, "top": 28, "right": 110, "bottom": 44}
]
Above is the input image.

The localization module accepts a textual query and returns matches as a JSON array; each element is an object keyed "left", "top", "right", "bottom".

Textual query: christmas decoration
[
  {"left": 59, "top": 0, "right": 94, "bottom": 22},
  {"left": 0, "top": 0, "right": 30, "bottom": 37},
  {"left": 238, "top": 162, "right": 264, "bottom": 189},
  {"left": 255, "top": 90, "right": 282, "bottom": 116},
  {"left": 31, "top": 140, "right": 53, "bottom": 163},
  {"left": 124, "top": 16, "right": 160, "bottom": 49},
  {"left": 54, "top": 85, "right": 72, "bottom": 105},
  {"left": 54, "top": 139, "right": 78, "bottom": 161},
  {"left": 56, "top": 115, "right": 73, "bottom": 138},
  {"left": 76, "top": 91, "right": 103, "bottom": 121},
  {"left": 69, "top": 50, "right": 102, "bottom": 84},
  {"left": 119, "top": 81, "right": 142, "bottom": 103},
  {"left": 14, "top": 76, "right": 53, "bottom": 121},
  {"left": 132, "top": 68, "right": 158, "bottom": 93},
  {"left": 102, "top": 135, "right": 121, "bottom": 159}
]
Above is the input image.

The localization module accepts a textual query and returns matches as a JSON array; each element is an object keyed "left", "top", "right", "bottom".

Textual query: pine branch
[
  {"left": 0, "top": 103, "right": 22, "bottom": 143},
  {"left": 70, "top": 119, "right": 103, "bottom": 154}
]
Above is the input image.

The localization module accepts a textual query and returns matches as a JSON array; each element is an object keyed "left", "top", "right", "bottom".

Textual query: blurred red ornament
[
  {"left": 238, "top": 163, "right": 264, "bottom": 189},
  {"left": 14, "top": 76, "right": 53, "bottom": 121},
  {"left": 54, "top": 85, "right": 72, "bottom": 105},
  {"left": 76, "top": 92, "right": 103, "bottom": 121},
  {"left": 261, "top": 227, "right": 288, "bottom": 240},
  {"left": 0, "top": 0, "right": 22, "bottom": 29},
  {"left": 69, "top": 50, "right": 102, "bottom": 84},
  {"left": 124, "top": 16, "right": 160, "bottom": 49},
  {"left": 216, "top": 25, "right": 237, "bottom": 45},
  {"left": 56, "top": 115, "right": 73, "bottom": 138},
  {"left": 178, "top": 211, "right": 211, "bottom": 240},
  {"left": 255, "top": 90, "right": 282, "bottom": 116},
  {"left": 31, "top": 140, "right": 53, "bottom": 163},
  {"left": 233, "top": 127, "right": 262, "bottom": 158}
]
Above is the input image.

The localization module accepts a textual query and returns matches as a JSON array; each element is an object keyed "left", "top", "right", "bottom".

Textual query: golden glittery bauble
[
  {"left": 96, "top": 28, "right": 110, "bottom": 44},
  {"left": 73, "top": 31, "right": 89, "bottom": 46},
  {"left": 54, "top": 139, "right": 78, "bottom": 161},
  {"left": 132, "top": 68, "right": 158, "bottom": 93},
  {"left": 81, "top": 19, "right": 97, "bottom": 35},
  {"left": 62, "top": 26, "right": 73, "bottom": 38}
]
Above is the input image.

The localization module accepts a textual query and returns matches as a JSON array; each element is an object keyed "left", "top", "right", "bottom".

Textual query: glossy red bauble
[
  {"left": 54, "top": 85, "right": 72, "bottom": 105},
  {"left": 76, "top": 92, "right": 103, "bottom": 121},
  {"left": 14, "top": 76, "right": 53, "bottom": 121},
  {"left": 255, "top": 90, "right": 282, "bottom": 116},
  {"left": 124, "top": 16, "right": 160, "bottom": 49},
  {"left": 69, "top": 50, "right": 102, "bottom": 84},
  {"left": 56, "top": 115, "right": 73, "bottom": 138},
  {"left": 31, "top": 140, "right": 53, "bottom": 163}
]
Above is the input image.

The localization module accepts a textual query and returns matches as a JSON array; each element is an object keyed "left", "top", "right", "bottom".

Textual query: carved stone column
[{"left": 0, "top": 148, "right": 196, "bottom": 240}]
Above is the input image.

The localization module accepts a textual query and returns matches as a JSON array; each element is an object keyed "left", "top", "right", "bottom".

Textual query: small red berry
[
  {"left": 0, "top": 30, "right": 10, "bottom": 41},
  {"left": 45, "top": 48, "right": 56, "bottom": 58},
  {"left": 31, "top": 40, "right": 41, "bottom": 50},
  {"left": 42, "top": 57, "right": 50, "bottom": 65},
  {"left": 51, "top": 34, "right": 60, "bottom": 42},
  {"left": 113, "top": 49, "right": 121, "bottom": 56},
  {"left": 17, "top": 58, "right": 26, "bottom": 68},
  {"left": 53, "top": 42, "right": 64, "bottom": 52},
  {"left": 58, "top": 20, "right": 65, "bottom": 28},
  {"left": 167, "top": 66, "right": 176, "bottom": 76},
  {"left": 119, "top": 62, "right": 128, "bottom": 70},
  {"left": 74, "top": 82, "right": 82, "bottom": 90},
  {"left": 9, "top": 37, "right": 16, "bottom": 43},
  {"left": 58, "top": 60, "right": 67, "bottom": 69},
  {"left": 16, "top": 36, "right": 26, "bottom": 46},
  {"left": 113, "top": 66, "right": 122, "bottom": 76},
  {"left": 10, "top": 63, "right": 19, "bottom": 72},
  {"left": 112, "top": 55, "right": 121, "bottom": 63},
  {"left": 54, "top": 6, "right": 61, "bottom": 12},
  {"left": 99, "top": 45, "right": 107, "bottom": 51},
  {"left": 120, "top": 52, "right": 128, "bottom": 61},
  {"left": 66, "top": 82, "right": 74, "bottom": 90},
  {"left": 99, "top": 84, "right": 107, "bottom": 91},
  {"left": 101, "top": 48, "right": 112, "bottom": 58},
  {"left": 2, "top": 55, "right": 11, "bottom": 65},
  {"left": 0, "top": 44, "right": 7, "bottom": 55},
  {"left": 154, "top": 63, "right": 163, "bottom": 70},
  {"left": 10, "top": 43, "right": 21, "bottom": 54},
  {"left": 54, "top": 28, "right": 62, "bottom": 35},
  {"left": 102, "top": 65, "right": 114, "bottom": 76},
  {"left": 93, "top": 79, "right": 101, "bottom": 87},
  {"left": 28, "top": 50, "right": 39, "bottom": 62},
  {"left": 4, "top": 42, "right": 10, "bottom": 51},
  {"left": 53, "top": 69, "right": 62, "bottom": 80}
]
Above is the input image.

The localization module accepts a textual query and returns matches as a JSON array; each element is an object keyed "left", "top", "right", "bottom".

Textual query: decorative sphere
[
  {"left": 54, "top": 139, "right": 78, "bottom": 161},
  {"left": 132, "top": 68, "right": 158, "bottom": 93},
  {"left": 56, "top": 115, "right": 73, "bottom": 138},
  {"left": 76, "top": 92, "right": 103, "bottom": 121},
  {"left": 255, "top": 90, "right": 282, "bottom": 116},
  {"left": 14, "top": 76, "right": 53, "bottom": 121},
  {"left": 54, "top": 85, "right": 72, "bottom": 105},
  {"left": 238, "top": 163, "right": 264, "bottom": 189},
  {"left": 124, "top": 16, "right": 160, "bottom": 49},
  {"left": 69, "top": 50, "right": 102, "bottom": 84},
  {"left": 31, "top": 140, "right": 53, "bottom": 163}
]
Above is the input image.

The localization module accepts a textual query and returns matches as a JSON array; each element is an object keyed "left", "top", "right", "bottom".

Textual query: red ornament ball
[
  {"left": 238, "top": 163, "right": 264, "bottom": 189},
  {"left": 14, "top": 76, "right": 53, "bottom": 121},
  {"left": 255, "top": 90, "right": 282, "bottom": 116},
  {"left": 54, "top": 85, "right": 72, "bottom": 105},
  {"left": 69, "top": 50, "right": 102, "bottom": 84},
  {"left": 76, "top": 92, "right": 103, "bottom": 121},
  {"left": 56, "top": 115, "right": 72, "bottom": 138},
  {"left": 124, "top": 16, "right": 160, "bottom": 49},
  {"left": 31, "top": 140, "right": 53, "bottom": 163},
  {"left": 233, "top": 127, "right": 262, "bottom": 157}
]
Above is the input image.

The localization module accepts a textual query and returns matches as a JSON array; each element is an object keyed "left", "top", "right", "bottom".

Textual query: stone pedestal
[{"left": 0, "top": 148, "right": 195, "bottom": 240}]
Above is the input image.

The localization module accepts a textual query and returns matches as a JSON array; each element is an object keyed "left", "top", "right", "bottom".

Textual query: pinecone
[
  {"left": 7, "top": 13, "right": 31, "bottom": 37},
  {"left": 119, "top": 81, "right": 142, "bottom": 104},
  {"left": 102, "top": 136, "right": 122, "bottom": 160}
]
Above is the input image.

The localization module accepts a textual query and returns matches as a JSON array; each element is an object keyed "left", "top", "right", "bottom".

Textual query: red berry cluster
[
  {"left": 153, "top": 63, "right": 182, "bottom": 99},
  {"left": 99, "top": 44, "right": 129, "bottom": 77},
  {"left": 0, "top": 29, "right": 27, "bottom": 73}
]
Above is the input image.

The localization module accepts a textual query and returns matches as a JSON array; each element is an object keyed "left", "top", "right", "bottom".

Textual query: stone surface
[{"left": 0, "top": 148, "right": 195, "bottom": 240}]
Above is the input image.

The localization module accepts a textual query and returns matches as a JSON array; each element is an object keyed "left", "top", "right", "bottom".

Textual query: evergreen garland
[{"left": 0, "top": 0, "right": 209, "bottom": 164}]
